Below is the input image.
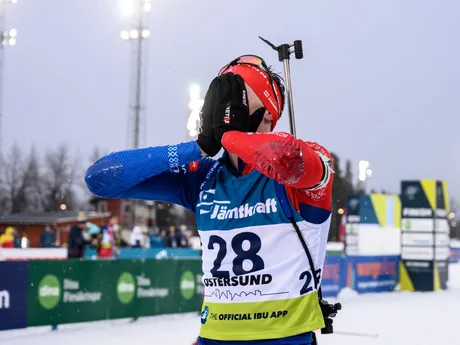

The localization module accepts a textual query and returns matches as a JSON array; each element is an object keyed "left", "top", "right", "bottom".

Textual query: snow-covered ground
[{"left": 2, "top": 263, "right": 460, "bottom": 345}]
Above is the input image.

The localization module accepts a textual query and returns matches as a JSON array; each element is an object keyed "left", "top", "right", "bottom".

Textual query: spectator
[
  {"left": 160, "top": 229, "right": 168, "bottom": 246},
  {"left": 130, "top": 225, "right": 144, "bottom": 248},
  {"left": 178, "top": 225, "right": 191, "bottom": 248},
  {"left": 67, "top": 219, "right": 88, "bottom": 259},
  {"left": 180, "top": 236, "right": 189, "bottom": 248},
  {"left": 148, "top": 227, "right": 164, "bottom": 248},
  {"left": 39, "top": 225, "right": 56, "bottom": 248},
  {"left": 98, "top": 216, "right": 120, "bottom": 258},
  {"left": 13, "top": 228, "right": 21, "bottom": 248},
  {"left": 167, "top": 226, "right": 180, "bottom": 248},
  {"left": 0, "top": 227, "right": 15, "bottom": 248},
  {"left": 86, "top": 222, "right": 101, "bottom": 249}
]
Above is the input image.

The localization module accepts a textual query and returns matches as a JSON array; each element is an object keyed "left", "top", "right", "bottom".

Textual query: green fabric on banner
[
  {"left": 28, "top": 259, "right": 205, "bottom": 326},
  {"left": 174, "top": 260, "right": 203, "bottom": 313},
  {"left": 28, "top": 260, "right": 111, "bottom": 326},
  {"left": 109, "top": 260, "right": 203, "bottom": 318},
  {"left": 109, "top": 260, "right": 178, "bottom": 319}
]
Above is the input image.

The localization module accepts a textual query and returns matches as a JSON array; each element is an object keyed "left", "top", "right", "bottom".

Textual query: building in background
[
  {"left": 0, "top": 211, "right": 110, "bottom": 247},
  {"left": 89, "top": 197, "right": 196, "bottom": 233}
]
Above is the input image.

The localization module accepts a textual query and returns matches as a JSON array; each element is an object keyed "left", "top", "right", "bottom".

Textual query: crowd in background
[
  {"left": 0, "top": 216, "right": 193, "bottom": 260},
  {"left": 69, "top": 216, "right": 193, "bottom": 259}
]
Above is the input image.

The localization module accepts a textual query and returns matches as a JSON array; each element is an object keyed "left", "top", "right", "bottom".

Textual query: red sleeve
[
  {"left": 221, "top": 131, "right": 330, "bottom": 189},
  {"left": 286, "top": 142, "right": 334, "bottom": 223}
]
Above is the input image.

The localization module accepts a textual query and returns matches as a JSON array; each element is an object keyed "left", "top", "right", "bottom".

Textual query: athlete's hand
[
  {"left": 197, "top": 78, "right": 222, "bottom": 157},
  {"left": 212, "top": 73, "right": 250, "bottom": 143}
]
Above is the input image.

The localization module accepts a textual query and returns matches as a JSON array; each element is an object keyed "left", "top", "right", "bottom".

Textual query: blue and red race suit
[{"left": 85, "top": 131, "right": 334, "bottom": 345}]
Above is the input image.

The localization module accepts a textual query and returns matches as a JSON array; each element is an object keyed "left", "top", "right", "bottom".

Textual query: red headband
[{"left": 221, "top": 64, "right": 282, "bottom": 129}]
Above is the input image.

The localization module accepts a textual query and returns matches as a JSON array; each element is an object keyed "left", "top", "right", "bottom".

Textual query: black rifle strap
[{"left": 287, "top": 215, "right": 323, "bottom": 300}]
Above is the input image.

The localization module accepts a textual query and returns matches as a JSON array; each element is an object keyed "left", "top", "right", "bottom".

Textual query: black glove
[
  {"left": 212, "top": 73, "right": 250, "bottom": 143},
  {"left": 196, "top": 78, "right": 222, "bottom": 157}
]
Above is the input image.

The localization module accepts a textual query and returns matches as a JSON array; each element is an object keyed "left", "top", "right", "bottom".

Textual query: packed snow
[{"left": 2, "top": 263, "right": 460, "bottom": 345}]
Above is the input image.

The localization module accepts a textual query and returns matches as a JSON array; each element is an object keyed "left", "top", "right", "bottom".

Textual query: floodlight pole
[{"left": 0, "top": 0, "right": 17, "bottom": 159}]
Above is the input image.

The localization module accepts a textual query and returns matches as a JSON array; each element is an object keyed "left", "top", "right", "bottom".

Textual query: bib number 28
[{"left": 208, "top": 232, "right": 264, "bottom": 277}]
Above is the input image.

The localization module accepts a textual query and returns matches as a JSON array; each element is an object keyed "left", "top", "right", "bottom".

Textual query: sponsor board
[
  {"left": 402, "top": 233, "right": 434, "bottom": 246},
  {"left": 402, "top": 247, "right": 433, "bottom": 261},
  {"left": 29, "top": 261, "right": 107, "bottom": 326},
  {"left": 347, "top": 256, "right": 399, "bottom": 293},
  {"left": 400, "top": 218, "right": 434, "bottom": 232},
  {"left": 435, "top": 219, "right": 449, "bottom": 233},
  {"left": 0, "top": 262, "right": 28, "bottom": 330}
]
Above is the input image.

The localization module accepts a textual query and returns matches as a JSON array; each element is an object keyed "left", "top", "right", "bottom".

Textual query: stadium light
[
  {"left": 129, "top": 29, "right": 139, "bottom": 39},
  {"left": 0, "top": 0, "right": 19, "bottom": 159},
  {"left": 119, "top": 0, "right": 151, "bottom": 18},
  {"left": 141, "top": 29, "right": 150, "bottom": 38},
  {"left": 1, "top": 29, "right": 17, "bottom": 46},
  {"left": 120, "top": 30, "right": 129, "bottom": 40},
  {"left": 119, "top": 0, "right": 136, "bottom": 17},
  {"left": 358, "top": 160, "right": 372, "bottom": 182},
  {"left": 118, "top": 0, "right": 152, "bottom": 228},
  {"left": 118, "top": 0, "right": 151, "bottom": 150},
  {"left": 119, "top": 0, "right": 151, "bottom": 41},
  {"left": 187, "top": 84, "right": 204, "bottom": 138}
]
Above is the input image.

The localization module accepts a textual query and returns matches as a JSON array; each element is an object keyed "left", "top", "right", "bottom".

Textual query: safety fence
[{"left": 0, "top": 255, "right": 399, "bottom": 331}]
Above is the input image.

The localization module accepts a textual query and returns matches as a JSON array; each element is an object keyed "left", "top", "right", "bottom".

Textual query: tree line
[
  {"left": 0, "top": 142, "right": 365, "bottom": 239},
  {"left": 0, "top": 143, "right": 104, "bottom": 215}
]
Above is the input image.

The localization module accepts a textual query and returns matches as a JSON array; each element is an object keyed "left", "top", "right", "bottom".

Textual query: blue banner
[
  {"left": 321, "top": 256, "right": 346, "bottom": 297},
  {"left": 84, "top": 247, "right": 201, "bottom": 260},
  {"left": 0, "top": 262, "right": 28, "bottom": 331},
  {"left": 346, "top": 255, "right": 399, "bottom": 294},
  {"left": 450, "top": 247, "right": 460, "bottom": 263}
]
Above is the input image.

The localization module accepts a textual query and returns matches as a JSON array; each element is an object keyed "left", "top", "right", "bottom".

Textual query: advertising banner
[
  {"left": 0, "top": 262, "right": 28, "bottom": 330},
  {"left": 174, "top": 259, "right": 204, "bottom": 313},
  {"left": 347, "top": 256, "right": 399, "bottom": 294},
  {"left": 109, "top": 259, "right": 203, "bottom": 319},
  {"left": 28, "top": 260, "right": 111, "bottom": 326},
  {"left": 400, "top": 180, "right": 450, "bottom": 291},
  {"left": 109, "top": 260, "right": 177, "bottom": 319},
  {"left": 450, "top": 247, "right": 460, "bottom": 263},
  {"left": 320, "top": 256, "right": 345, "bottom": 297}
]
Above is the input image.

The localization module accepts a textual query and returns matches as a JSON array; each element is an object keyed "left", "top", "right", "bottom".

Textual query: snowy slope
[{"left": 2, "top": 264, "right": 460, "bottom": 345}]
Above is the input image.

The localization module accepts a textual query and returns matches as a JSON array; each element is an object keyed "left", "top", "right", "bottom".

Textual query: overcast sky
[{"left": 3, "top": 0, "right": 460, "bottom": 202}]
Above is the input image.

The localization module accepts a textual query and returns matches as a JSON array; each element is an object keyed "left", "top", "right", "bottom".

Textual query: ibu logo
[
  {"left": 38, "top": 274, "right": 60, "bottom": 310},
  {"left": 117, "top": 272, "right": 135, "bottom": 304},
  {"left": 201, "top": 306, "right": 209, "bottom": 324},
  {"left": 180, "top": 271, "right": 195, "bottom": 300}
]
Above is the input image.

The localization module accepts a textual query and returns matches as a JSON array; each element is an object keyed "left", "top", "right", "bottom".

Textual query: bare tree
[
  {"left": 80, "top": 147, "right": 106, "bottom": 209},
  {"left": 77, "top": 147, "right": 107, "bottom": 211},
  {"left": 89, "top": 147, "right": 105, "bottom": 165},
  {"left": 41, "top": 144, "right": 78, "bottom": 212},
  {"left": 0, "top": 144, "right": 45, "bottom": 214},
  {"left": 0, "top": 143, "right": 28, "bottom": 213},
  {"left": 23, "top": 147, "right": 43, "bottom": 212},
  {"left": 0, "top": 155, "right": 8, "bottom": 214}
]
